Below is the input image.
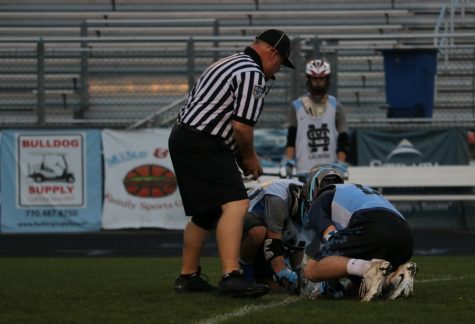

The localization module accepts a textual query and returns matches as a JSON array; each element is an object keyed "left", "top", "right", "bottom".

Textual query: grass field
[{"left": 1, "top": 256, "right": 474, "bottom": 324}]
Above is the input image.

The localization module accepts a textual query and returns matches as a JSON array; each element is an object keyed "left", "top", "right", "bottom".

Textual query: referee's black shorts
[
  {"left": 168, "top": 123, "right": 247, "bottom": 224},
  {"left": 309, "top": 209, "right": 413, "bottom": 269}
]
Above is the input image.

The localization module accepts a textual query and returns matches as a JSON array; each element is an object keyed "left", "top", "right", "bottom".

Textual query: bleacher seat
[{"left": 0, "top": 0, "right": 473, "bottom": 128}]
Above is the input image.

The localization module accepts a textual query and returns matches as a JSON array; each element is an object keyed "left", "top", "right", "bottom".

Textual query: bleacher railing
[
  {"left": 435, "top": 0, "right": 473, "bottom": 67},
  {"left": 0, "top": 33, "right": 474, "bottom": 129}
]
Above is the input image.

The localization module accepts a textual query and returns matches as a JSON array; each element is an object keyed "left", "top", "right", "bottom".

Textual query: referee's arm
[
  {"left": 232, "top": 70, "right": 266, "bottom": 179},
  {"left": 234, "top": 121, "right": 262, "bottom": 179}
]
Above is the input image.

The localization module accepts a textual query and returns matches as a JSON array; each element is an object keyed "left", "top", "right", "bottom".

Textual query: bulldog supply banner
[
  {"left": 101, "top": 129, "right": 188, "bottom": 230},
  {"left": 357, "top": 129, "right": 469, "bottom": 166},
  {"left": 0, "top": 130, "right": 102, "bottom": 233}
]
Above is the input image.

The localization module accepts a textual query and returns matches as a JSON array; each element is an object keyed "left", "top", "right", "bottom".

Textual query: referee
[{"left": 169, "top": 29, "right": 295, "bottom": 297}]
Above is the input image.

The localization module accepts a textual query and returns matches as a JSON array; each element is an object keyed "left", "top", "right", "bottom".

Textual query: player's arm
[
  {"left": 285, "top": 106, "right": 297, "bottom": 160},
  {"left": 265, "top": 230, "right": 286, "bottom": 273},
  {"left": 262, "top": 195, "right": 289, "bottom": 273},
  {"left": 307, "top": 189, "right": 336, "bottom": 241},
  {"left": 281, "top": 106, "right": 297, "bottom": 177},
  {"left": 262, "top": 195, "right": 298, "bottom": 289},
  {"left": 335, "top": 101, "right": 349, "bottom": 162}
]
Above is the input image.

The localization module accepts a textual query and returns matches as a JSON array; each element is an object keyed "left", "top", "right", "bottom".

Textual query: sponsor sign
[
  {"left": 101, "top": 129, "right": 188, "bottom": 230},
  {"left": 0, "top": 130, "right": 102, "bottom": 233},
  {"left": 17, "top": 134, "right": 84, "bottom": 207},
  {"left": 357, "top": 129, "right": 469, "bottom": 166}
]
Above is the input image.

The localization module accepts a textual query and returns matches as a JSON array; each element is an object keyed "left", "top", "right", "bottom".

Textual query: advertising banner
[
  {"left": 254, "top": 128, "right": 287, "bottom": 168},
  {"left": 0, "top": 130, "right": 102, "bottom": 233},
  {"left": 101, "top": 129, "right": 188, "bottom": 230},
  {"left": 357, "top": 129, "right": 469, "bottom": 166}
]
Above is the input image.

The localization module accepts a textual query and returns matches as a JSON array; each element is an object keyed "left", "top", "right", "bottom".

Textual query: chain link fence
[{"left": 0, "top": 37, "right": 474, "bottom": 130}]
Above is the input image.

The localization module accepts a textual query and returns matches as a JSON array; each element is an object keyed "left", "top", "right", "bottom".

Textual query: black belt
[
  {"left": 175, "top": 121, "right": 201, "bottom": 133},
  {"left": 175, "top": 121, "right": 229, "bottom": 149},
  {"left": 175, "top": 122, "right": 212, "bottom": 137}
]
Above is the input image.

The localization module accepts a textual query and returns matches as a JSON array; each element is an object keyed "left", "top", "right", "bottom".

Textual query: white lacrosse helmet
[{"left": 305, "top": 59, "right": 331, "bottom": 78}]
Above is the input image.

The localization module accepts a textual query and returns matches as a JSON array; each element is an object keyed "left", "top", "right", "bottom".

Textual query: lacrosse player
[
  {"left": 283, "top": 58, "right": 349, "bottom": 177},
  {"left": 239, "top": 178, "right": 312, "bottom": 294},
  {"left": 301, "top": 165, "right": 417, "bottom": 301}
]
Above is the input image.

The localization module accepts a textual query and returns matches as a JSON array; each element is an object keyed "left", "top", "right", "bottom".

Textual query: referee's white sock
[{"left": 346, "top": 258, "right": 372, "bottom": 277}]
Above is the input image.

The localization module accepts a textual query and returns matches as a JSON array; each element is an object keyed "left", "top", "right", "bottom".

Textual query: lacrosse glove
[{"left": 274, "top": 267, "right": 299, "bottom": 294}]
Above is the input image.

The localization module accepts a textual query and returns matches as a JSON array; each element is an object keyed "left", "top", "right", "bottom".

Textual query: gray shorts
[{"left": 242, "top": 211, "right": 266, "bottom": 237}]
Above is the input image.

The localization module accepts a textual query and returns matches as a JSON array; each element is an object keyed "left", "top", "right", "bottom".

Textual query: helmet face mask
[
  {"left": 288, "top": 183, "right": 303, "bottom": 224},
  {"left": 306, "top": 77, "right": 330, "bottom": 98},
  {"left": 303, "top": 164, "right": 344, "bottom": 202},
  {"left": 305, "top": 59, "right": 331, "bottom": 98},
  {"left": 319, "top": 174, "right": 343, "bottom": 189}
]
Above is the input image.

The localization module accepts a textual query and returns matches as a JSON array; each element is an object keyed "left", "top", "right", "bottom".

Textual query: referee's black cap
[{"left": 256, "top": 29, "right": 295, "bottom": 69}]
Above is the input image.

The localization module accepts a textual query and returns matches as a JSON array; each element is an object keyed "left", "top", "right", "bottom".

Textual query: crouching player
[
  {"left": 301, "top": 165, "right": 418, "bottom": 301},
  {"left": 239, "top": 178, "right": 312, "bottom": 294}
]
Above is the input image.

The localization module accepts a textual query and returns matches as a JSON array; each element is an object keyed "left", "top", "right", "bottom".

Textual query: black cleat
[
  {"left": 218, "top": 270, "right": 269, "bottom": 298},
  {"left": 174, "top": 266, "right": 216, "bottom": 293}
]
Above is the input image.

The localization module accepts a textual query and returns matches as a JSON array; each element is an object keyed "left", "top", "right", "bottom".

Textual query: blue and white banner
[
  {"left": 101, "top": 129, "right": 188, "bottom": 230},
  {"left": 357, "top": 129, "right": 469, "bottom": 166},
  {"left": 254, "top": 128, "right": 287, "bottom": 167},
  {"left": 0, "top": 130, "right": 102, "bottom": 233}
]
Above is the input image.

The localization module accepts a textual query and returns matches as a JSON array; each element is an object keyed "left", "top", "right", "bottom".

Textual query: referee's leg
[
  {"left": 181, "top": 221, "right": 210, "bottom": 274},
  {"left": 216, "top": 199, "right": 269, "bottom": 297},
  {"left": 217, "top": 199, "right": 249, "bottom": 274}
]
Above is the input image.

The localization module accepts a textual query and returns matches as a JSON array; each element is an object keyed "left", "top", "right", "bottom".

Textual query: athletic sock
[
  {"left": 239, "top": 259, "right": 255, "bottom": 282},
  {"left": 346, "top": 259, "right": 372, "bottom": 277}
]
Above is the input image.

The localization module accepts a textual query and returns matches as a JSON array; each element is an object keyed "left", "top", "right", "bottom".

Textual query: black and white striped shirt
[{"left": 178, "top": 47, "right": 267, "bottom": 152}]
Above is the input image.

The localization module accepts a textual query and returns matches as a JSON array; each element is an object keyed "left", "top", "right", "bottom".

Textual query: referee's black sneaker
[
  {"left": 218, "top": 270, "right": 269, "bottom": 297},
  {"left": 174, "top": 266, "right": 216, "bottom": 293}
]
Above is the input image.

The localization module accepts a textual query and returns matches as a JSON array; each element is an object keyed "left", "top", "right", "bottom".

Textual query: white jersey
[
  {"left": 247, "top": 179, "right": 314, "bottom": 249},
  {"left": 292, "top": 94, "right": 338, "bottom": 173},
  {"left": 248, "top": 179, "right": 301, "bottom": 212}
]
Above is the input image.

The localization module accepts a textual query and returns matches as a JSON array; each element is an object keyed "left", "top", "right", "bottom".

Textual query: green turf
[{"left": 0, "top": 256, "right": 474, "bottom": 324}]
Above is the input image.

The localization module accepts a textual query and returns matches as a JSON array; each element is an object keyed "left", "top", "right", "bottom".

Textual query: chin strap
[{"left": 310, "top": 92, "right": 327, "bottom": 101}]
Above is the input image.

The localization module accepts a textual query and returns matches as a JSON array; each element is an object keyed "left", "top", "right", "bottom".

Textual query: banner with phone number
[{"left": 0, "top": 130, "right": 102, "bottom": 233}]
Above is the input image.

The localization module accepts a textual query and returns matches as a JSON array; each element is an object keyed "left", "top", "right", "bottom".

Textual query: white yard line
[
  {"left": 417, "top": 276, "right": 471, "bottom": 283},
  {"left": 198, "top": 296, "right": 299, "bottom": 324},
  {"left": 199, "top": 276, "right": 473, "bottom": 324}
]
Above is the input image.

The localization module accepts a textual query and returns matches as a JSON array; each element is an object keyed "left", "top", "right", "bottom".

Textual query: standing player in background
[
  {"left": 283, "top": 59, "right": 349, "bottom": 178},
  {"left": 169, "top": 29, "right": 295, "bottom": 297},
  {"left": 300, "top": 165, "right": 417, "bottom": 301}
]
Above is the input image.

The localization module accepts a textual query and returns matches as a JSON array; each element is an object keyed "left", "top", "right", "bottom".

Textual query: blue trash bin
[{"left": 382, "top": 49, "right": 438, "bottom": 118}]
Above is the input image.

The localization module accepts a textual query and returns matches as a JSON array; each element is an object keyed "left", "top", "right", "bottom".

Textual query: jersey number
[{"left": 355, "top": 184, "right": 381, "bottom": 196}]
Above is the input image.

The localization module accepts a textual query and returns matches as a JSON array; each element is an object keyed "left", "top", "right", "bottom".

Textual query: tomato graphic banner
[
  {"left": 101, "top": 129, "right": 188, "bottom": 230},
  {"left": 0, "top": 130, "right": 102, "bottom": 233}
]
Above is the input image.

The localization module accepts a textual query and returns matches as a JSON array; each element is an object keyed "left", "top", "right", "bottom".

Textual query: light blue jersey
[{"left": 331, "top": 184, "right": 405, "bottom": 229}]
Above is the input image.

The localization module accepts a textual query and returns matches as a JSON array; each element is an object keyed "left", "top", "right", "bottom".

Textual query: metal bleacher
[{"left": 0, "top": 0, "right": 473, "bottom": 128}]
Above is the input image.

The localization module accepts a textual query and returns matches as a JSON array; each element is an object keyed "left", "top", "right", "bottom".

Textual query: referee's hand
[{"left": 240, "top": 154, "right": 263, "bottom": 180}]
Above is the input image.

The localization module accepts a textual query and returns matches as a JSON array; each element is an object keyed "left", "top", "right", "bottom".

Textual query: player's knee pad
[{"left": 191, "top": 206, "right": 222, "bottom": 231}]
